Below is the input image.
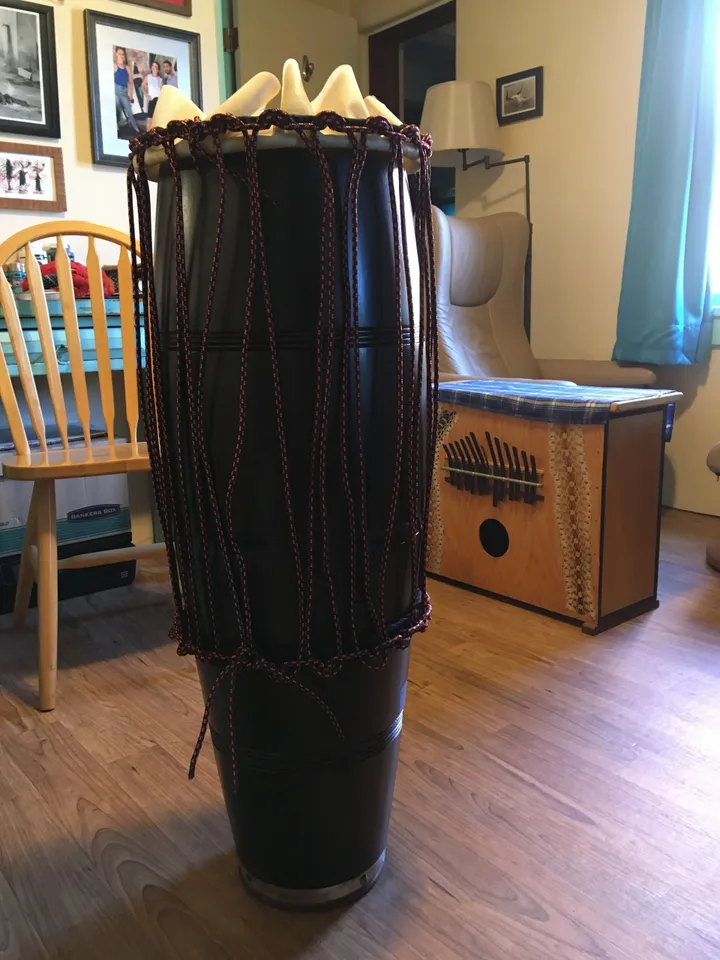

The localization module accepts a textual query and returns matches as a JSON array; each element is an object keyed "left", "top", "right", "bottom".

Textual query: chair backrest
[
  {"left": 433, "top": 207, "right": 540, "bottom": 380},
  {"left": 0, "top": 220, "right": 140, "bottom": 458}
]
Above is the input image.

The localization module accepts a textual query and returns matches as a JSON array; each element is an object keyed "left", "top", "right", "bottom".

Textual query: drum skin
[{"left": 152, "top": 144, "right": 424, "bottom": 900}]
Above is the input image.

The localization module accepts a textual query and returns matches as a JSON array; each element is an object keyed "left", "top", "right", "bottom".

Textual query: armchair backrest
[{"left": 433, "top": 207, "right": 539, "bottom": 380}]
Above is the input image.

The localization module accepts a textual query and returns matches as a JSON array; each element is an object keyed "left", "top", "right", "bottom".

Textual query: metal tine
[
  {"left": 494, "top": 435, "right": 507, "bottom": 502},
  {"left": 486, "top": 431, "right": 500, "bottom": 507},
  {"left": 449, "top": 441, "right": 465, "bottom": 492},
  {"left": 469, "top": 432, "right": 489, "bottom": 495},
  {"left": 522, "top": 450, "right": 532, "bottom": 504},
  {"left": 450, "top": 442, "right": 464, "bottom": 490},
  {"left": 442, "top": 443, "right": 456, "bottom": 488},
  {"left": 530, "top": 454, "right": 539, "bottom": 504},
  {"left": 455, "top": 441, "right": 472, "bottom": 493},
  {"left": 459, "top": 437, "right": 478, "bottom": 495},
  {"left": 504, "top": 442, "right": 517, "bottom": 501},
  {"left": 512, "top": 446, "right": 523, "bottom": 502}
]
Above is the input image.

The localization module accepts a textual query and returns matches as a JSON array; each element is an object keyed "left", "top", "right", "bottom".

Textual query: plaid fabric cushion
[{"left": 438, "top": 379, "right": 678, "bottom": 432}]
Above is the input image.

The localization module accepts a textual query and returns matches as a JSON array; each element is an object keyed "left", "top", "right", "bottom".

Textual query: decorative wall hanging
[{"left": 0, "top": 141, "right": 65, "bottom": 211}]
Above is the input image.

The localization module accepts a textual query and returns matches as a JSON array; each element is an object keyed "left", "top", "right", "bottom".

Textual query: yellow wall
[
  {"left": 237, "top": 0, "right": 360, "bottom": 97},
  {"left": 1, "top": 0, "right": 219, "bottom": 544},
  {"left": 313, "top": 0, "right": 352, "bottom": 13},
  {"left": 351, "top": 0, "right": 442, "bottom": 31},
  {"left": 2, "top": 0, "right": 220, "bottom": 243},
  {"left": 456, "top": 0, "right": 645, "bottom": 363},
  {"left": 455, "top": 0, "right": 720, "bottom": 517}
]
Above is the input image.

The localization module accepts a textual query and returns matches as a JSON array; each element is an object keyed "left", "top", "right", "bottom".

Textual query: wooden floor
[{"left": 1, "top": 509, "right": 720, "bottom": 959}]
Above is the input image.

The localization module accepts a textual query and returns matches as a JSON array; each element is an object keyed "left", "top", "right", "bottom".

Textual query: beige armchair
[
  {"left": 433, "top": 207, "right": 656, "bottom": 388},
  {"left": 707, "top": 444, "right": 720, "bottom": 572}
]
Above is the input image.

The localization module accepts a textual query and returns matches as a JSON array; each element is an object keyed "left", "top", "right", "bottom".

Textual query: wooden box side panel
[
  {"left": 430, "top": 405, "right": 605, "bottom": 623},
  {"left": 599, "top": 410, "right": 665, "bottom": 618}
]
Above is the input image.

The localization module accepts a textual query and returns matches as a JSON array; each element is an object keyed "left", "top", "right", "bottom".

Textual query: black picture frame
[
  {"left": 496, "top": 66, "right": 544, "bottom": 126},
  {"left": 119, "top": 0, "right": 192, "bottom": 17},
  {"left": 85, "top": 9, "right": 202, "bottom": 167},
  {"left": 0, "top": 0, "right": 60, "bottom": 139}
]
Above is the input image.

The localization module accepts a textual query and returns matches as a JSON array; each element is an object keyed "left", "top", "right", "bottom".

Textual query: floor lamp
[{"left": 421, "top": 80, "right": 533, "bottom": 338}]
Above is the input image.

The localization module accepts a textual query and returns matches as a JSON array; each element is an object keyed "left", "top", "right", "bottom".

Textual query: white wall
[{"left": 454, "top": 0, "right": 720, "bottom": 517}]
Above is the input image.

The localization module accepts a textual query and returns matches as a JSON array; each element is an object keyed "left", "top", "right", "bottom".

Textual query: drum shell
[
  {"left": 153, "top": 146, "right": 424, "bottom": 660},
  {"left": 151, "top": 142, "right": 424, "bottom": 902},
  {"left": 198, "top": 646, "right": 409, "bottom": 894}
]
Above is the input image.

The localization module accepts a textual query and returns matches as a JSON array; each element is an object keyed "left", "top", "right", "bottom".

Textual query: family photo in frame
[{"left": 85, "top": 10, "right": 201, "bottom": 166}]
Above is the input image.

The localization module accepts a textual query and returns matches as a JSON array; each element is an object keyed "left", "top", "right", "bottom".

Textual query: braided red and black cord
[{"left": 127, "top": 110, "right": 437, "bottom": 777}]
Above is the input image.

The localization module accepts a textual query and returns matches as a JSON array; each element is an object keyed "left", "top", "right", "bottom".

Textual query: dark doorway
[{"left": 368, "top": 2, "right": 456, "bottom": 212}]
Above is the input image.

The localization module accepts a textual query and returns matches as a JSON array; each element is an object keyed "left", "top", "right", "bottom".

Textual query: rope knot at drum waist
[{"left": 183, "top": 593, "right": 432, "bottom": 782}]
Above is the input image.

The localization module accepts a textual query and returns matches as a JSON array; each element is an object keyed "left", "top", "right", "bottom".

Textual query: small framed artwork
[
  {"left": 0, "top": 141, "right": 66, "bottom": 212},
  {"left": 85, "top": 10, "right": 202, "bottom": 167},
  {"left": 496, "top": 66, "right": 544, "bottom": 126},
  {"left": 0, "top": 0, "right": 61, "bottom": 138},
  {"left": 117, "top": 0, "right": 192, "bottom": 16}
]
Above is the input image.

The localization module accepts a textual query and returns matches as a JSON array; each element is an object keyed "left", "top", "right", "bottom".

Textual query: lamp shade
[{"left": 420, "top": 80, "right": 503, "bottom": 168}]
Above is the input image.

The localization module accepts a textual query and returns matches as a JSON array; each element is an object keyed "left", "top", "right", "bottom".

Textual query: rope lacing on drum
[{"left": 127, "top": 111, "right": 437, "bottom": 782}]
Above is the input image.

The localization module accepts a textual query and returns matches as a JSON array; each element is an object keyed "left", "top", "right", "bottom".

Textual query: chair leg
[
  {"left": 35, "top": 479, "right": 58, "bottom": 712},
  {"left": 13, "top": 482, "right": 39, "bottom": 628}
]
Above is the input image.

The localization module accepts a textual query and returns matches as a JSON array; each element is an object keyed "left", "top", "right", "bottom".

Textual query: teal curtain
[{"left": 613, "top": 0, "right": 718, "bottom": 366}]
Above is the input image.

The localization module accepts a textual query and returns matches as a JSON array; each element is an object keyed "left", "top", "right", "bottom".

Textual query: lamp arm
[
  {"left": 459, "top": 149, "right": 533, "bottom": 338},
  {"left": 460, "top": 150, "right": 531, "bottom": 223}
]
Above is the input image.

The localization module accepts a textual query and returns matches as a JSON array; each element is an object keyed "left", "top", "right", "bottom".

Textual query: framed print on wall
[
  {"left": 85, "top": 10, "right": 202, "bottom": 167},
  {"left": 0, "top": 0, "right": 61, "bottom": 138},
  {"left": 496, "top": 66, "right": 544, "bottom": 126},
  {"left": 0, "top": 141, "right": 66, "bottom": 212},
  {"left": 117, "top": 0, "right": 192, "bottom": 17}
]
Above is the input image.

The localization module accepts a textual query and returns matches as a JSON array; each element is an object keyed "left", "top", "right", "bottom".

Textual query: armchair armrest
[{"left": 537, "top": 359, "right": 656, "bottom": 388}]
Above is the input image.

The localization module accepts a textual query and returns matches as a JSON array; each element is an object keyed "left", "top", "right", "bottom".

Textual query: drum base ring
[{"left": 239, "top": 850, "right": 386, "bottom": 910}]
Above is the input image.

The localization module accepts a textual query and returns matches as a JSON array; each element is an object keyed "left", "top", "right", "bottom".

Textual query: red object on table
[{"left": 20, "top": 261, "right": 115, "bottom": 298}]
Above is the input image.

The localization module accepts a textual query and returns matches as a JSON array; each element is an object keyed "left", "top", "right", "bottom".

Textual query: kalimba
[{"left": 429, "top": 380, "right": 682, "bottom": 634}]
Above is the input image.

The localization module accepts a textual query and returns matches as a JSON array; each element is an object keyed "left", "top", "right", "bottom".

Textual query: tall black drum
[{"left": 128, "top": 109, "right": 437, "bottom": 907}]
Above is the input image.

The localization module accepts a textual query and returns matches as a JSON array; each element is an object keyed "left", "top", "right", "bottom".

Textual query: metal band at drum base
[{"left": 240, "top": 850, "right": 386, "bottom": 908}]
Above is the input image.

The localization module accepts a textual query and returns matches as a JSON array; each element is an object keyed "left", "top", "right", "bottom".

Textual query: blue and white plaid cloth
[{"left": 438, "top": 379, "right": 678, "bottom": 431}]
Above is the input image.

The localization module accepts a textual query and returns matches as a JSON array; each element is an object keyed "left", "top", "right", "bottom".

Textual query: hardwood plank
[{"left": 0, "top": 510, "right": 718, "bottom": 958}]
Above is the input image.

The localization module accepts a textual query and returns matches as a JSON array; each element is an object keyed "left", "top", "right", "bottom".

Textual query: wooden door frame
[{"left": 368, "top": 1, "right": 456, "bottom": 117}]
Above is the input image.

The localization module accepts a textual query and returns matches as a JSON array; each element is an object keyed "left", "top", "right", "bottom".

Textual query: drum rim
[
  {"left": 133, "top": 115, "right": 423, "bottom": 180},
  {"left": 239, "top": 849, "right": 386, "bottom": 908}
]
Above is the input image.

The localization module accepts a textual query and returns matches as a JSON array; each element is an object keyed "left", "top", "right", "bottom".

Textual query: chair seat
[{"left": 1, "top": 441, "right": 150, "bottom": 480}]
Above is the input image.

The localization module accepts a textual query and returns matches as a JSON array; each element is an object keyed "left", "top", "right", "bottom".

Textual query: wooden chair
[{"left": 0, "top": 220, "right": 165, "bottom": 711}]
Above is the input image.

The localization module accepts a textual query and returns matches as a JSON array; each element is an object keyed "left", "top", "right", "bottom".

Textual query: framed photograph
[
  {"left": 117, "top": 0, "right": 192, "bottom": 16},
  {"left": 496, "top": 66, "right": 544, "bottom": 126},
  {"left": 0, "top": 141, "right": 65, "bottom": 211},
  {"left": 0, "top": 1, "right": 60, "bottom": 138},
  {"left": 85, "top": 10, "right": 202, "bottom": 167}
]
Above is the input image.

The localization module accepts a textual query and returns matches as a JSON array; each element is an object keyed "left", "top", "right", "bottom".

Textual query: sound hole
[{"left": 479, "top": 519, "right": 510, "bottom": 558}]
